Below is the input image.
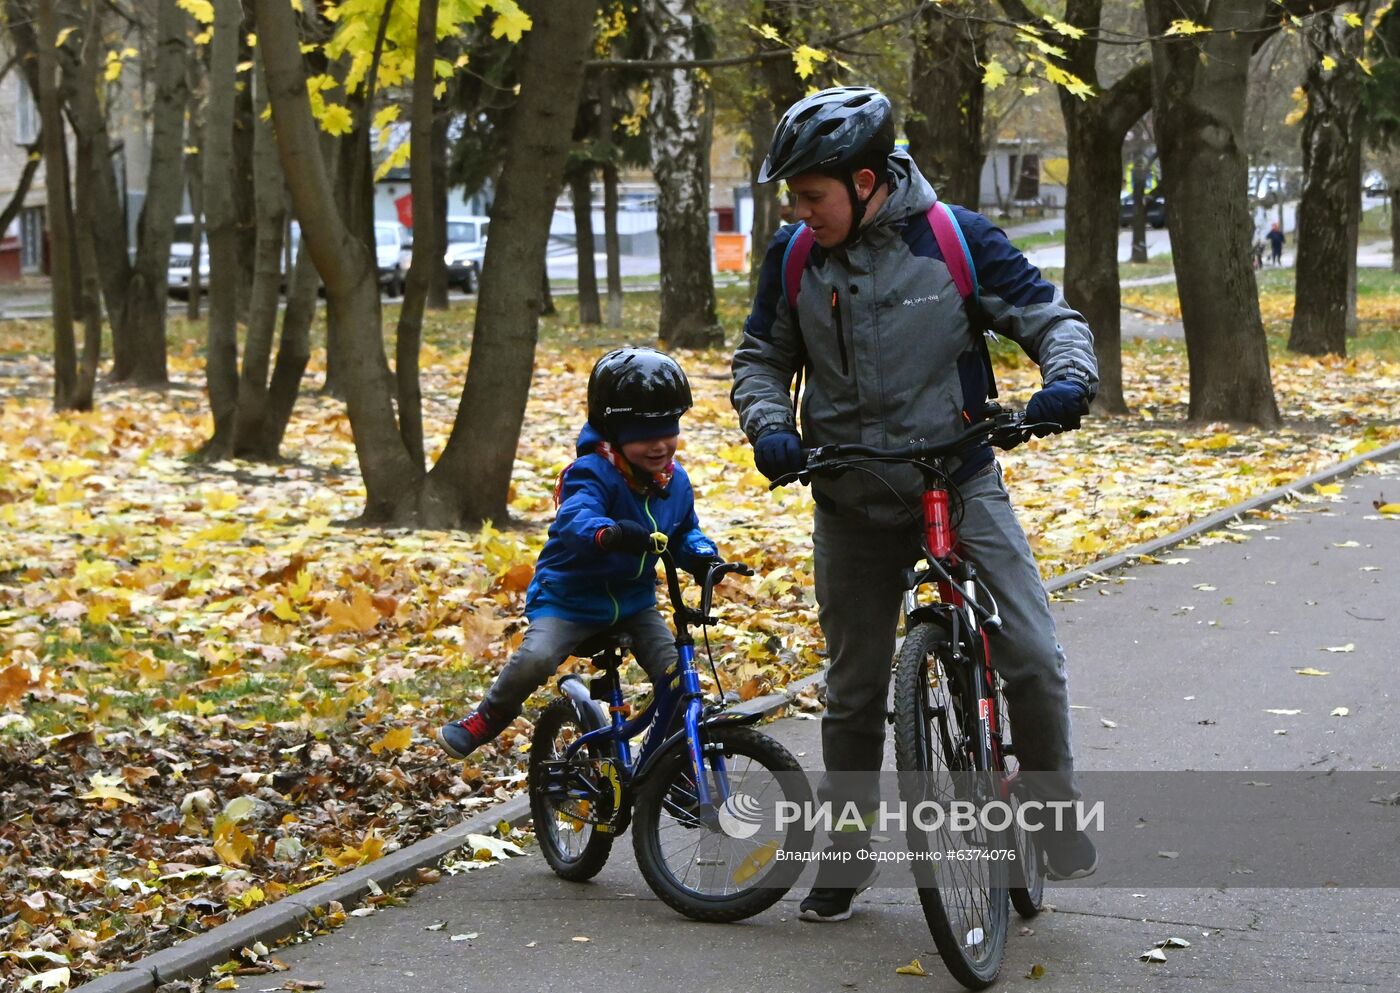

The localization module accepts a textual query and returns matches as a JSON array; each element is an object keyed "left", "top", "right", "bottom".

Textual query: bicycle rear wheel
[
  {"left": 894, "top": 623, "right": 1010, "bottom": 990},
  {"left": 528, "top": 697, "right": 617, "bottom": 881},
  {"left": 632, "top": 725, "right": 812, "bottom": 922}
]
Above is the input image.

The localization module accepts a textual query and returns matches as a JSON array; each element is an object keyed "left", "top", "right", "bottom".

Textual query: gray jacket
[{"left": 731, "top": 153, "right": 1098, "bottom": 527}]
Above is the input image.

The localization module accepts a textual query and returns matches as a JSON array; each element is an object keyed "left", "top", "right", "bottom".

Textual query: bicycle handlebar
[
  {"left": 658, "top": 552, "right": 754, "bottom": 632},
  {"left": 767, "top": 406, "right": 1058, "bottom": 490}
]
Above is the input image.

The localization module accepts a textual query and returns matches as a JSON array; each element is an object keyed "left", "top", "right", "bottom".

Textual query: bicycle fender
[
  {"left": 557, "top": 674, "right": 607, "bottom": 730},
  {"left": 906, "top": 606, "right": 956, "bottom": 640}
]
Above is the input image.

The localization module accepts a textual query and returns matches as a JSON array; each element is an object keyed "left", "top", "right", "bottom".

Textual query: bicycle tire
[
  {"left": 632, "top": 725, "right": 811, "bottom": 922},
  {"left": 528, "top": 696, "right": 617, "bottom": 881},
  {"left": 996, "top": 675, "right": 1045, "bottom": 918},
  {"left": 894, "top": 623, "right": 1010, "bottom": 990}
]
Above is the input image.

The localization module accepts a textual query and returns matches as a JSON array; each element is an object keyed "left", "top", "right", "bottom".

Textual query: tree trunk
[
  {"left": 426, "top": 108, "right": 450, "bottom": 310},
  {"left": 0, "top": 143, "right": 41, "bottom": 237},
  {"left": 540, "top": 263, "right": 556, "bottom": 316},
  {"left": 259, "top": 238, "right": 316, "bottom": 457},
  {"left": 232, "top": 44, "right": 257, "bottom": 322},
  {"left": 231, "top": 61, "right": 287, "bottom": 455},
  {"left": 1145, "top": 0, "right": 1280, "bottom": 426},
  {"left": 599, "top": 70, "right": 623, "bottom": 327},
  {"left": 1289, "top": 12, "right": 1365, "bottom": 357},
  {"left": 37, "top": 0, "right": 78, "bottom": 409},
  {"left": 254, "top": 0, "right": 419, "bottom": 520},
  {"left": 1042, "top": 0, "right": 1153, "bottom": 416},
  {"left": 602, "top": 159, "right": 624, "bottom": 327},
  {"left": 907, "top": 2, "right": 986, "bottom": 206},
  {"left": 392, "top": 0, "right": 441, "bottom": 469},
  {"left": 645, "top": 0, "right": 721, "bottom": 348},
  {"left": 571, "top": 167, "right": 601, "bottom": 324},
  {"left": 113, "top": 0, "right": 187, "bottom": 386},
  {"left": 186, "top": 51, "right": 204, "bottom": 322},
  {"left": 1128, "top": 143, "right": 1153, "bottom": 263},
  {"left": 187, "top": 162, "right": 204, "bottom": 321},
  {"left": 201, "top": 0, "right": 240, "bottom": 457},
  {"left": 749, "top": 0, "right": 805, "bottom": 288},
  {"left": 747, "top": 98, "right": 781, "bottom": 293},
  {"left": 417, "top": 0, "right": 596, "bottom": 528},
  {"left": 69, "top": 0, "right": 105, "bottom": 410},
  {"left": 1392, "top": 188, "right": 1400, "bottom": 274}
]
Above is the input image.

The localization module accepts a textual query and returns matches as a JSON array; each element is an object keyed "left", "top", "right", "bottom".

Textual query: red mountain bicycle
[{"left": 772, "top": 405, "right": 1049, "bottom": 989}]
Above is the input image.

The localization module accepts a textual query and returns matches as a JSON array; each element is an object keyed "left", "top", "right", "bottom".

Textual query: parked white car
[
  {"left": 167, "top": 214, "right": 210, "bottom": 299},
  {"left": 444, "top": 215, "right": 489, "bottom": 292},
  {"left": 374, "top": 222, "right": 407, "bottom": 297}
]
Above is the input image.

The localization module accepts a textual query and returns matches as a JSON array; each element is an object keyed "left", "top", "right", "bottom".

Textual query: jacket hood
[
  {"left": 871, "top": 150, "right": 938, "bottom": 227},
  {"left": 575, "top": 422, "right": 606, "bottom": 455}
]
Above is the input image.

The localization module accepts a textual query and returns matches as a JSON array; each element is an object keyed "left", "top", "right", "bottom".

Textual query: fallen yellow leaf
[{"left": 896, "top": 958, "right": 928, "bottom": 976}]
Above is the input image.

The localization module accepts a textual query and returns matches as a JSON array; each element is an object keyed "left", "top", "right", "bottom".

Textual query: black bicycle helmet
[
  {"left": 758, "top": 86, "right": 894, "bottom": 185},
  {"left": 587, "top": 347, "right": 693, "bottom": 439}
]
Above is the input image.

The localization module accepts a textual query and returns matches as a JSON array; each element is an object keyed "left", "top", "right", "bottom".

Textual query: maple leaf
[
  {"left": 177, "top": 0, "right": 214, "bottom": 24},
  {"left": 490, "top": 3, "right": 532, "bottom": 43},
  {"left": 369, "top": 726, "right": 413, "bottom": 753},
  {"left": 0, "top": 663, "right": 38, "bottom": 708},
  {"left": 319, "top": 103, "right": 354, "bottom": 137},
  {"left": 982, "top": 59, "right": 1009, "bottom": 90},
  {"left": 792, "top": 44, "right": 827, "bottom": 78},
  {"left": 324, "top": 588, "right": 382, "bottom": 634}
]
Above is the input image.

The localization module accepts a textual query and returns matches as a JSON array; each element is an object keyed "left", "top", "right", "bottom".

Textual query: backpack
[{"left": 779, "top": 202, "right": 998, "bottom": 399}]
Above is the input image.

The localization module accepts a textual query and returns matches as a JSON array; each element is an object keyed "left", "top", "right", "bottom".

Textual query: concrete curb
[{"left": 72, "top": 438, "right": 1399, "bottom": 992}]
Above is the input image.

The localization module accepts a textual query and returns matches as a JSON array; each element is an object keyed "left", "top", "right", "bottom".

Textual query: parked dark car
[{"left": 1119, "top": 192, "right": 1166, "bottom": 229}]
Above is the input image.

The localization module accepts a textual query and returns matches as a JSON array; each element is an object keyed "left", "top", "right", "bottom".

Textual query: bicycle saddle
[{"left": 573, "top": 630, "right": 633, "bottom": 666}]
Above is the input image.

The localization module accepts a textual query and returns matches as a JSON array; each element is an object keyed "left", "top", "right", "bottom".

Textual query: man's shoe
[
  {"left": 435, "top": 703, "right": 512, "bottom": 760},
  {"left": 1041, "top": 828, "right": 1098, "bottom": 881},
  {"left": 798, "top": 865, "right": 879, "bottom": 923}
]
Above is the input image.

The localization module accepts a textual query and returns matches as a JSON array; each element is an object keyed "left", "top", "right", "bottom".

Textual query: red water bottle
[{"left": 923, "top": 488, "right": 953, "bottom": 558}]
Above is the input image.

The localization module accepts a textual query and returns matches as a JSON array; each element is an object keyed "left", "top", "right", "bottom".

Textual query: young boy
[{"left": 436, "top": 347, "right": 720, "bottom": 759}]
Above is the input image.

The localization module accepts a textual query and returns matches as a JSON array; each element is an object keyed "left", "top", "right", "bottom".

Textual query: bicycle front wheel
[
  {"left": 632, "top": 725, "right": 812, "bottom": 922},
  {"left": 894, "top": 623, "right": 1010, "bottom": 990},
  {"left": 528, "top": 697, "right": 617, "bottom": 881}
]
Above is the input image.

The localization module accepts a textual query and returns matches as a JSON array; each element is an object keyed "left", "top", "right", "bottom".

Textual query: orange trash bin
[{"left": 713, "top": 232, "right": 748, "bottom": 273}]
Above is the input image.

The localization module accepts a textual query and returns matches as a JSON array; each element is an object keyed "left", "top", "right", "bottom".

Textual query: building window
[
  {"left": 1014, "top": 153, "right": 1040, "bottom": 201},
  {"left": 20, "top": 207, "right": 44, "bottom": 271},
  {"left": 16, "top": 76, "right": 39, "bottom": 146}
]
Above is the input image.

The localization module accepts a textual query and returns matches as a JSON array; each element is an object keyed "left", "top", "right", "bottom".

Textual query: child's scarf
[{"left": 554, "top": 441, "right": 675, "bottom": 506}]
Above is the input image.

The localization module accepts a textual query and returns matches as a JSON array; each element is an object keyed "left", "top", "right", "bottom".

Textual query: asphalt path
[{"left": 252, "top": 464, "right": 1400, "bottom": 993}]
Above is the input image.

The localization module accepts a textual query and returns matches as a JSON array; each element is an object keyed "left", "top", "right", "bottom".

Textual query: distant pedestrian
[{"left": 1267, "top": 222, "right": 1285, "bottom": 266}]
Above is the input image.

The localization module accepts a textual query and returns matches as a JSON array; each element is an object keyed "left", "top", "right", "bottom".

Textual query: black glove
[
  {"left": 597, "top": 519, "right": 659, "bottom": 554},
  {"left": 753, "top": 430, "right": 804, "bottom": 481},
  {"left": 1025, "top": 380, "right": 1090, "bottom": 437},
  {"left": 688, "top": 555, "right": 723, "bottom": 580}
]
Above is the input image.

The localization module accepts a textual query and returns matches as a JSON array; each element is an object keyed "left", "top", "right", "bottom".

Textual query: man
[
  {"left": 731, "top": 86, "right": 1099, "bottom": 923},
  {"left": 1267, "top": 222, "right": 1285, "bottom": 266}
]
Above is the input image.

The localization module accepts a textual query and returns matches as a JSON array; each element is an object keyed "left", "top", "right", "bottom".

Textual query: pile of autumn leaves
[{"left": 1, "top": 327, "right": 1399, "bottom": 987}]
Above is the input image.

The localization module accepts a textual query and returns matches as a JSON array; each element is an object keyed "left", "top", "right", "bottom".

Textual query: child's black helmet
[{"left": 587, "top": 347, "right": 692, "bottom": 440}]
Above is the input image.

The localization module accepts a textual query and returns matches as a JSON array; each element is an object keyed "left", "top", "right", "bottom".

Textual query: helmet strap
[{"left": 838, "top": 168, "right": 884, "bottom": 248}]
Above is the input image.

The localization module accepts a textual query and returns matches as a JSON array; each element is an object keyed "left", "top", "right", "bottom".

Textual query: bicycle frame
[{"left": 558, "top": 555, "right": 755, "bottom": 813}]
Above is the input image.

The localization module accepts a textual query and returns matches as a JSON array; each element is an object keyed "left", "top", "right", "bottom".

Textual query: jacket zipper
[
  {"left": 604, "top": 580, "right": 619, "bottom": 625},
  {"left": 831, "top": 288, "right": 849, "bottom": 375},
  {"left": 633, "top": 496, "right": 658, "bottom": 579}
]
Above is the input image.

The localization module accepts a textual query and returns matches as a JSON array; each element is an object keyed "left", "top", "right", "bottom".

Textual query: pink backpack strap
[
  {"left": 927, "top": 202, "right": 979, "bottom": 307},
  {"left": 781, "top": 223, "right": 815, "bottom": 312}
]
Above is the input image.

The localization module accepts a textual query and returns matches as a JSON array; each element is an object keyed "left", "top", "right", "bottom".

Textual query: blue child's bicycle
[{"left": 527, "top": 548, "right": 814, "bottom": 922}]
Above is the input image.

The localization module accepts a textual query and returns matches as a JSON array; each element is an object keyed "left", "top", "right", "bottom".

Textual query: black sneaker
[
  {"left": 435, "top": 703, "right": 512, "bottom": 760},
  {"left": 798, "top": 865, "right": 879, "bottom": 923},
  {"left": 1041, "top": 828, "right": 1099, "bottom": 881}
]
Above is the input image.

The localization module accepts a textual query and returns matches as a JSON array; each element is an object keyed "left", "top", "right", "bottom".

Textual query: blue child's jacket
[{"left": 525, "top": 423, "right": 718, "bottom": 626}]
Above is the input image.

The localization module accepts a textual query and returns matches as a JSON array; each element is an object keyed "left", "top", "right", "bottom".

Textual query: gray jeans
[
  {"left": 814, "top": 462, "right": 1076, "bottom": 833},
  {"left": 484, "top": 608, "right": 678, "bottom": 715}
]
